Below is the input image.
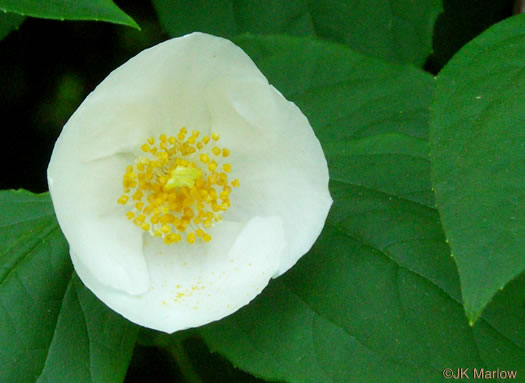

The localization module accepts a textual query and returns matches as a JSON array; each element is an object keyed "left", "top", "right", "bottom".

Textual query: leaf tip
[{"left": 465, "top": 304, "right": 483, "bottom": 327}]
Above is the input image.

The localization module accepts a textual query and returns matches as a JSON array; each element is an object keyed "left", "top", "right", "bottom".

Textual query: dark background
[{"left": 0, "top": 1, "right": 164, "bottom": 192}]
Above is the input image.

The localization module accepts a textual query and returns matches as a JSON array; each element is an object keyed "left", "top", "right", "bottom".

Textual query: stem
[{"left": 167, "top": 338, "right": 204, "bottom": 383}]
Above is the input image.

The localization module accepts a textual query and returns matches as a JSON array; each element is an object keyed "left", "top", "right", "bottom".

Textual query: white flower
[{"left": 47, "top": 32, "right": 332, "bottom": 333}]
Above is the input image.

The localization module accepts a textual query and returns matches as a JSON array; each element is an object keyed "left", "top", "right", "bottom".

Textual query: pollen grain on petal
[{"left": 117, "top": 127, "right": 238, "bottom": 245}]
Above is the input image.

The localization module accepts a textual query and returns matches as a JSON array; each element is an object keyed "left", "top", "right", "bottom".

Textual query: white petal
[
  {"left": 48, "top": 153, "right": 149, "bottom": 295},
  {"left": 72, "top": 216, "right": 285, "bottom": 333},
  {"left": 63, "top": 32, "right": 267, "bottom": 162},
  {"left": 206, "top": 76, "right": 332, "bottom": 276}
]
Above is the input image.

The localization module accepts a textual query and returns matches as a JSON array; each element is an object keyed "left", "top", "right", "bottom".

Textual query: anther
[{"left": 119, "top": 127, "right": 238, "bottom": 245}]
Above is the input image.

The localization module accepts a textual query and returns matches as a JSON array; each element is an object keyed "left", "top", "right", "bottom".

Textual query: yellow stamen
[
  {"left": 118, "top": 127, "right": 239, "bottom": 245},
  {"left": 117, "top": 195, "right": 129, "bottom": 204}
]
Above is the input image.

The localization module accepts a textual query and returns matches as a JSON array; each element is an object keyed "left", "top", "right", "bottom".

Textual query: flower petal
[
  {"left": 71, "top": 216, "right": 284, "bottom": 333},
  {"left": 48, "top": 153, "right": 149, "bottom": 295},
  {"left": 206, "top": 76, "right": 332, "bottom": 276},
  {"left": 63, "top": 32, "right": 268, "bottom": 162}
]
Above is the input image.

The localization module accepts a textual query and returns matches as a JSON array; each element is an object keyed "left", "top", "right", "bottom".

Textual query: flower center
[{"left": 117, "top": 127, "right": 240, "bottom": 245}]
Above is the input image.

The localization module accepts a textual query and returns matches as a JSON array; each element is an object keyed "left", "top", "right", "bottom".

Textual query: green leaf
[
  {"left": 0, "top": 190, "right": 138, "bottom": 383},
  {"left": 0, "top": 12, "right": 24, "bottom": 40},
  {"left": 152, "top": 0, "right": 443, "bottom": 66},
  {"left": 235, "top": 35, "right": 434, "bottom": 142},
  {"left": 0, "top": 0, "right": 138, "bottom": 29},
  {"left": 306, "top": 0, "right": 443, "bottom": 66},
  {"left": 35, "top": 274, "right": 138, "bottom": 383},
  {"left": 194, "top": 36, "right": 525, "bottom": 382},
  {"left": 152, "top": 0, "right": 315, "bottom": 39},
  {"left": 473, "top": 272, "right": 525, "bottom": 366},
  {"left": 430, "top": 14, "right": 525, "bottom": 322}
]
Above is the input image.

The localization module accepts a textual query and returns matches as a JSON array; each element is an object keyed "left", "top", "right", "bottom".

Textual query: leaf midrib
[
  {"left": 329, "top": 179, "right": 433, "bottom": 210},
  {"left": 34, "top": 272, "right": 74, "bottom": 383},
  {"left": 0, "top": 224, "right": 61, "bottom": 286},
  {"left": 327, "top": 222, "right": 525, "bottom": 355},
  {"left": 281, "top": 277, "right": 440, "bottom": 374}
]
